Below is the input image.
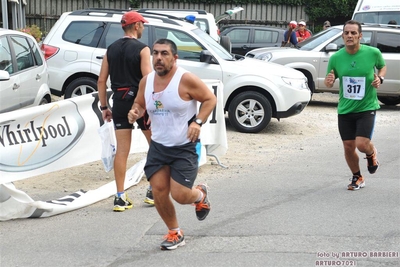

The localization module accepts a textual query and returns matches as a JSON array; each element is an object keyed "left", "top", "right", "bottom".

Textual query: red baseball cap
[{"left": 121, "top": 11, "right": 148, "bottom": 27}]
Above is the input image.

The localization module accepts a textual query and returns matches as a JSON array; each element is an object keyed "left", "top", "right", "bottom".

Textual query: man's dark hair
[
  {"left": 343, "top": 20, "right": 362, "bottom": 33},
  {"left": 153, "top": 38, "right": 177, "bottom": 55}
]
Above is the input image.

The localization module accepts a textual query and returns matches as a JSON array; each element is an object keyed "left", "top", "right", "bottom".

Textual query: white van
[{"left": 352, "top": 0, "right": 400, "bottom": 25}]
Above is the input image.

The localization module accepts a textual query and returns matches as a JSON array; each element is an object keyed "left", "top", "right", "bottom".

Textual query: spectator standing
[
  {"left": 323, "top": 21, "right": 331, "bottom": 30},
  {"left": 282, "top": 21, "right": 298, "bottom": 47},
  {"left": 296, "top": 21, "right": 311, "bottom": 42}
]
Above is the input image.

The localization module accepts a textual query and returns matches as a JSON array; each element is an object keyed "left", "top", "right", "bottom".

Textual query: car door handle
[
  {"left": 36, "top": 74, "right": 41, "bottom": 80},
  {"left": 242, "top": 45, "right": 249, "bottom": 49},
  {"left": 13, "top": 83, "right": 20, "bottom": 90},
  {"left": 96, "top": 55, "right": 104, "bottom": 59}
]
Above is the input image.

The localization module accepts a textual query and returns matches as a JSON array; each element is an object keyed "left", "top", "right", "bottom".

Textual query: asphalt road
[{"left": 1, "top": 94, "right": 399, "bottom": 267}]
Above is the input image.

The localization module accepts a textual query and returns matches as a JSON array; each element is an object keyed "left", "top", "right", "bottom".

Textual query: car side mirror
[
  {"left": 200, "top": 50, "right": 217, "bottom": 64},
  {"left": 325, "top": 43, "right": 338, "bottom": 52},
  {"left": 0, "top": 70, "right": 10, "bottom": 81}
]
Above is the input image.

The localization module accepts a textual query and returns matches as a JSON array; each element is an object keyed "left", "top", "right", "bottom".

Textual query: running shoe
[
  {"left": 160, "top": 230, "right": 185, "bottom": 250},
  {"left": 113, "top": 194, "right": 133, "bottom": 212},
  {"left": 144, "top": 187, "right": 154, "bottom": 206},
  {"left": 348, "top": 175, "right": 365, "bottom": 191},
  {"left": 195, "top": 184, "right": 210, "bottom": 221},
  {"left": 365, "top": 147, "right": 379, "bottom": 174}
]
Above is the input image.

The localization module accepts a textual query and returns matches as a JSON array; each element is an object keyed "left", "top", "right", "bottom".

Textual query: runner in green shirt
[{"left": 324, "top": 20, "right": 386, "bottom": 191}]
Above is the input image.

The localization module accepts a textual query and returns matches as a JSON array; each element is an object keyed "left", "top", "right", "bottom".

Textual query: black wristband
[{"left": 100, "top": 106, "right": 108, "bottom": 111}]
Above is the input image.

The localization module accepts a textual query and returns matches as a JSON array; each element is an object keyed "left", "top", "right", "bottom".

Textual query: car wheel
[
  {"left": 228, "top": 91, "right": 272, "bottom": 133},
  {"left": 378, "top": 96, "right": 400, "bottom": 106},
  {"left": 39, "top": 98, "right": 49, "bottom": 105},
  {"left": 65, "top": 77, "right": 98, "bottom": 99},
  {"left": 220, "top": 36, "right": 231, "bottom": 53}
]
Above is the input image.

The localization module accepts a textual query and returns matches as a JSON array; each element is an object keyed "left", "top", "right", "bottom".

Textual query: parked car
[
  {"left": 0, "top": 28, "right": 51, "bottom": 113},
  {"left": 138, "top": 7, "right": 244, "bottom": 42},
  {"left": 219, "top": 25, "right": 285, "bottom": 55},
  {"left": 41, "top": 9, "right": 311, "bottom": 133},
  {"left": 246, "top": 25, "right": 400, "bottom": 105}
]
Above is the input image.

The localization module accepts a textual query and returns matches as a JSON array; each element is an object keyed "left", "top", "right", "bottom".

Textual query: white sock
[{"left": 195, "top": 190, "right": 203, "bottom": 203}]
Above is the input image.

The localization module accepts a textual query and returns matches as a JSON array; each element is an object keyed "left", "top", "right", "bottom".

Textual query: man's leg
[
  {"left": 150, "top": 166, "right": 179, "bottom": 229},
  {"left": 141, "top": 129, "right": 155, "bottom": 205},
  {"left": 343, "top": 140, "right": 365, "bottom": 190},
  {"left": 343, "top": 140, "right": 359, "bottom": 174},
  {"left": 113, "top": 129, "right": 133, "bottom": 211},
  {"left": 356, "top": 137, "right": 379, "bottom": 174}
]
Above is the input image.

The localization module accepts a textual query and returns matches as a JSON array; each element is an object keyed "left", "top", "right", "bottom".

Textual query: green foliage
[
  {"left": 303, "top": 0, "right": 359, "bottom": 21},
  {"left": 18, "top": 25, "right": 42, "bottom": 42}
]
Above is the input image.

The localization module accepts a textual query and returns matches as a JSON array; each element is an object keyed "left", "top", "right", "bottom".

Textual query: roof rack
[
  {"left": 69, "top": 8, "right": 127, "bottom": 17},
  {"left": 68, "top": 8, "right": 183, "bottom": 26},
  {"left": 136, "top": 8, "right": 208, "bottom": 15}
]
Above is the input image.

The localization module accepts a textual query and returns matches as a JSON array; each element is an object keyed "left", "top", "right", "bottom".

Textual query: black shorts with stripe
[
  {"left": 338, "top": 110, "right": 376, "bottom": 140},
  {"left": 112, "top": 99, "right": 149, "bottom": 130}
]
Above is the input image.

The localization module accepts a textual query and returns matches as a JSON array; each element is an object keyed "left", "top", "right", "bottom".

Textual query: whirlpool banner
[{"left": 0, "top": 79, "right": 227, "bottom": 221}]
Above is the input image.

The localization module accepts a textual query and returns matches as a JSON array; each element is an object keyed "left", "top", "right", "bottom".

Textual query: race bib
[{"left": 342, "top": 76, "right": 366, "bottom": 100}]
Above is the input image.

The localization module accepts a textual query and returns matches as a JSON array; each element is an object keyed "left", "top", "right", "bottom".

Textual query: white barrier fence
[{"left": 0, "top": 79, "right": 227, "bottom": 221}]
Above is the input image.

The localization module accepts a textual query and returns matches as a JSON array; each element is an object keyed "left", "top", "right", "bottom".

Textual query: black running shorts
[
  {"left": 144, "top": 140, "right": 199, "bottom": 188},
  {"left": 338, "top": 110, "right": 376, "bottom": 141},
  {"left": 112, "top": 99, "right": 149, "bottom": 130}
]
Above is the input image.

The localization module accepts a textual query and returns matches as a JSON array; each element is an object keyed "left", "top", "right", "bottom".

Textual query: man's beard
[{"left": 156, "top": 69, "right": 169, "bottom": 77}]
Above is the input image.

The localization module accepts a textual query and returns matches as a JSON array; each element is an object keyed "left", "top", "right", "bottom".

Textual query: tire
[
  {"left": 65, "top": 77, "right": 98, "bottom": 99},
  {"left": 378, "top": 96, "right": 400, "bottom": 106},
  {"left": 228, "top": 91, "right": 272, "bottom": 133},
  {"left": 220, "top": 35, "right": 231, "bottom": 53},
  {"left": 39, "top": 97, "right": 49, "bottom": 105}
]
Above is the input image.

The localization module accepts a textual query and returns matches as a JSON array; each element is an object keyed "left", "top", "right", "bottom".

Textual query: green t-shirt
[{"left": 327, "top": 45, "right": 385, "bottom": 114}]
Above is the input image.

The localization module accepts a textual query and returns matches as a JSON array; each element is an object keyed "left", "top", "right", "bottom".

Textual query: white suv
[
  {"left": 0, "top": 28, "right": 51, "bottom": 113},
  {"left": 137, "top": 8, "right": 220, "bottom": 41},
  {"left": 41, "top": 9, "right": 311, "bottom": 133}
]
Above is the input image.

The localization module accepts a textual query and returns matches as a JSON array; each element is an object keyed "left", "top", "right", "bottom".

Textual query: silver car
[
  {"left": 0, "top": 29, "right": 51, "bottom": 113},
  {"left": 246, "top": 25, "right": 400, "bottom": 106}
]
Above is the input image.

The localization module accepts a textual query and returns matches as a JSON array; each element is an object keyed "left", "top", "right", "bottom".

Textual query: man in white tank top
[{"left": 128, "top": 39, "right": 216, "bottom": 250}]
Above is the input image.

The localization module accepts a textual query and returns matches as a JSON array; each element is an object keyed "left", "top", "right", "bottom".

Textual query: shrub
[{"left": 18, "top": 25, "right": 42, "bottom": 42}]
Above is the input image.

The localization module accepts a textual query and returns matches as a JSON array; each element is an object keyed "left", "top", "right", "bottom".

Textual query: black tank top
[{"left": 107, "top": 37, "right": 148, "bottom": 91}]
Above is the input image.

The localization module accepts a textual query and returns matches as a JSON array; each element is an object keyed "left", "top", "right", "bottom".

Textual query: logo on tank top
[
  {"left": 351, "top": 61, "right": 356, "bottom": 68},
  {"left": 154, "top": 100, "right": 163, "bottom": 109}
]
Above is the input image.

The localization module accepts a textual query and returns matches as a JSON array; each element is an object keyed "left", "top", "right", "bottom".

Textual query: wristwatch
[
  {"left": 378, "top": 76, "right": 384, "bottom": 84},
  {"left": 194, "top": 118, "right": 203, "bottom": 127}
]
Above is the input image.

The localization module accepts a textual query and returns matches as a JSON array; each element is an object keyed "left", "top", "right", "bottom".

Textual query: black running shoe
[
  {"left": 195, "top": 184, "right": 210, "bottom": 221},
  {"left": 144, "top": 188, "right": 154, "bottom": 206},
  {"left": 160, "top": 230, "right": 185, "bottom": 250},
  {"left": 113, "top": 194, "right": 133, "bottom": 212},
  {"left": 365, "top": 147, "right": 379, "bottom": 174}
]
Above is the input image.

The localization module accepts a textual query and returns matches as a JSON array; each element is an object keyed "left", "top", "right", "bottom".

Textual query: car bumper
[{"left": 276, "top": 101, "right": 309, "bottom": 119}]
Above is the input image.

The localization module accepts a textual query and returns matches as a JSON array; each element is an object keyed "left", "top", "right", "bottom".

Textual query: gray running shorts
[{"left": 144, "top": 140, "right": 199, "bottom": 188}]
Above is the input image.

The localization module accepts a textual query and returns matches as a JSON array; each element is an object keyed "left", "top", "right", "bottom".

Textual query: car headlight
[
  {"left": 281, "top": 77, "right": 309, "bottom": 89},
  {"left": 257, "top": 52, "right": 273, "bottom": 61}
]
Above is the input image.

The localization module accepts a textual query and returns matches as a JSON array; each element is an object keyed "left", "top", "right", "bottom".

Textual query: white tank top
[{"left": 144, "top": 67, "right": 197, "bottom": 146}]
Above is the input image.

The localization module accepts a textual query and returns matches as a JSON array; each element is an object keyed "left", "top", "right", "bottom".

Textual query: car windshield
[
  {"left": 192, "top": 28, "right": 234, "bottom": 60},
  {"left": 354, "top": 12, "right": 400, "bottom": 25},
  {"left": 298, "top": 28, "right": 342, "bottom": 51}
]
